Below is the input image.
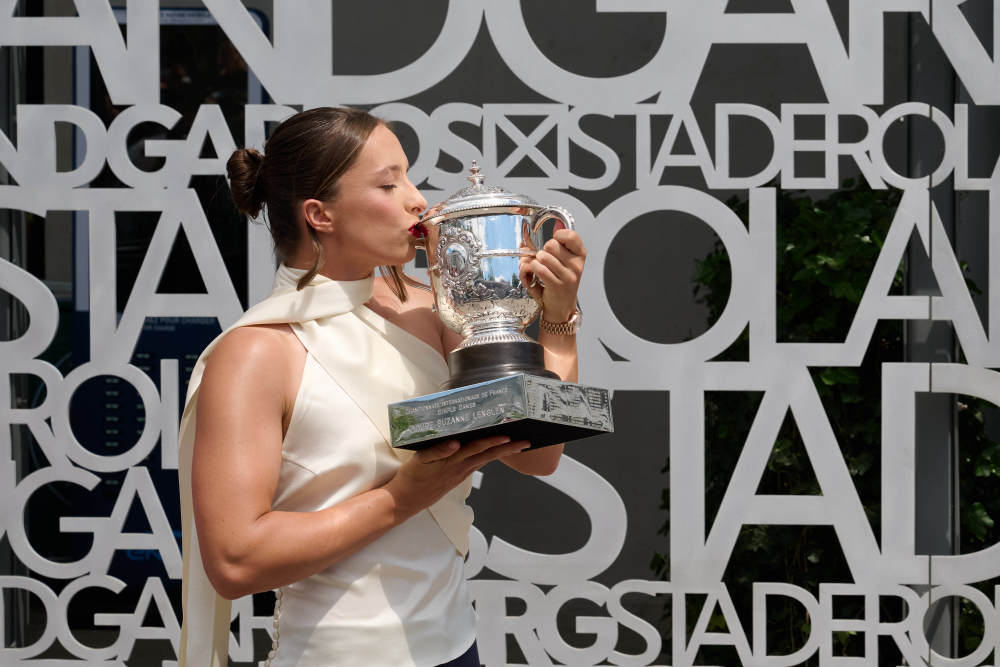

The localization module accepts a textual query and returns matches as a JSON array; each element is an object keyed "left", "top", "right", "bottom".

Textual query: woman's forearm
[
  {"left": 539, "top": 327, "right": 578, "bottom": 383},
  {"left": 199, "top": 432, "right": 529, "bottom": 600},
  {"left": 200, "top": 482, "right": 411, "bottom": 600}
]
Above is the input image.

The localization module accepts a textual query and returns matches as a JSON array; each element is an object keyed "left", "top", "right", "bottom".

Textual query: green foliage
[
  {"left": 955, "top": 396, "right": 1000, "bottom": 648},
  {"left": 653, "top": 181, "right": 1000, "bottom": 662},
  {"left": 959, "top": 400, "right": 1000, "bottom": 545},
  {"left": 695, "top": 180, "right": 904, "bottom": 346}
]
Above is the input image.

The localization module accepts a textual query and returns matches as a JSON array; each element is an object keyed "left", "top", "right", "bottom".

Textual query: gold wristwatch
[{"left": 539, "top": 307, "right": 582, "bottom": 335}]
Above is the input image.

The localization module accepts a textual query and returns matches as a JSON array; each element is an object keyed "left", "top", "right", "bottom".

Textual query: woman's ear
[{"left": 301, "top": 198, "right": 335, "bottom": 234}]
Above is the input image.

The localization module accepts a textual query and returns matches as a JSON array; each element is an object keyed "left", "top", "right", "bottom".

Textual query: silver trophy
[{"left": 388, "top": 163, "right": 613, "bottom": 450}]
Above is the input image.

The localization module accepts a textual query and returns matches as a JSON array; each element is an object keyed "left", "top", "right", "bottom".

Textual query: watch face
[
  {"left": 566, "top": 307, "right": 582, "bottom": 332},
  {"left": 563, "top": 309, "right": 582, "bottom": 333}
]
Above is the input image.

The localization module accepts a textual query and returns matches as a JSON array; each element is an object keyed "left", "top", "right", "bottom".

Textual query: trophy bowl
[{"left": 416, "top": 162, "right": 572, "bottom": 388}]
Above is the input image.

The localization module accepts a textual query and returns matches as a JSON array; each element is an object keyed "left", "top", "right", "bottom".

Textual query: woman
[{"left": 176, "top": 107, "right": 586, "bottom": 666}]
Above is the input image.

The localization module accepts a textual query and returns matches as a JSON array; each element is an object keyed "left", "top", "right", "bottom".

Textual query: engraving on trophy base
[{"left": 388, "top": 374, "right": 614, "bottom": 450}]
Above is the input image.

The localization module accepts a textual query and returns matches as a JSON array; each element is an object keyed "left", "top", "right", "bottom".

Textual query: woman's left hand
[{"left": 520, "top": 228, "right": 587, "bottom": 322}]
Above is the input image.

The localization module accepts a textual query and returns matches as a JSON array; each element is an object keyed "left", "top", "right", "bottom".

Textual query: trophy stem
[
  {"left": 457, "top": 318, "right": 533, "bottom": 349},
  {"left": 443, "top": 341, "right": 559, "bottom": 389}
]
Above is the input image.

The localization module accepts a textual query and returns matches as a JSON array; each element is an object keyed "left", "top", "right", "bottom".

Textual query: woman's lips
[{"left": 408, "top": 222, "right": 427, "bottom": 238}]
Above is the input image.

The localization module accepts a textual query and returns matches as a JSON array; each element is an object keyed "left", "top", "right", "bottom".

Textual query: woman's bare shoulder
[
  {"left": 201, "top": 324, "right": 304, "bottom": 392},
  {"left": 211, "top": 323, "right": 300, "bottom": 362}
]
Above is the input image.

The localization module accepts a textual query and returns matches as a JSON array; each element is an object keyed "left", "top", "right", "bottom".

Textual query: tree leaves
[{"left": 964, "top": 501, "right": 995, "bottom": 542}]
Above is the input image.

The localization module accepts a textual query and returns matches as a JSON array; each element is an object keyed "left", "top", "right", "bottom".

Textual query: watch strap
[{"left": 539, "top": 308, "right": 581, "bottom": 335}]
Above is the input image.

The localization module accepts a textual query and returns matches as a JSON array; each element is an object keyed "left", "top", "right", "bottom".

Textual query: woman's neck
[{"left": 284, "top": 253, "right": 375, "bottom": 282}]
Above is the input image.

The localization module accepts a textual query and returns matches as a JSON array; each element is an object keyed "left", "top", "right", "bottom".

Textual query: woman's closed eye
[{"left": 380, "top": 183, "right": 398, "bottom": 191}]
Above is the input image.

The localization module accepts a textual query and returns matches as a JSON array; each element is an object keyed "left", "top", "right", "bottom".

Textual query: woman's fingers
[
  {"left": 421, "top": 434, "right": 529, "bottom": 468},
  {"left": 553, "top": 241, "right": 586, "bottom": 271},
  {"left": 532, "top": 255, "right": 580, "bottom": 316},
  {"left": 417, "top": 438, "right": 461, "bottom": 463},
  {"left": 518, "top": 259, "right": 544, "bottom": 300},
  {"left": 532, "top": 251, "right": 577, "bottom": 286},
  {"left": 462, "top": 439, "right": 531, "bottom": 471},
  {"left": 532, "top": 233, "right": 584, "bottom": 285},
  {"left": 552, "top": 228, "right": 586, "bottom": 257},
  {"left": 389, "top": 435, "right": 530, "bottom": 517},
  {"left": 451, "top": 434, "right": 514, "bottom": 462},
  {"left": 524, "top": 230, "right": 586, "bottom": 319},
  {"left": 417, "top": 434, "right": 513, "bottom": 466}
]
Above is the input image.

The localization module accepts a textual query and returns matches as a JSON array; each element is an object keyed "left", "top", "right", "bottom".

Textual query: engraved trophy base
[
  {"left": 443, "top": 341, "right": 558, "bottom": 389},
  {"left": 388, "top": 373, "right": 614, "bottom": 451}
]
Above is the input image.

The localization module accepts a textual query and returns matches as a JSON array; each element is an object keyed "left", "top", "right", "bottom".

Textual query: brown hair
[{"left": 227, "top": 106, "right": 409, "bottom": 297}]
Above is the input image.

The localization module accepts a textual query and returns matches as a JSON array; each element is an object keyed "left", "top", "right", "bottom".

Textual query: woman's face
[{"left": 320, "top": 124, "right": 427, "bottom": 278}]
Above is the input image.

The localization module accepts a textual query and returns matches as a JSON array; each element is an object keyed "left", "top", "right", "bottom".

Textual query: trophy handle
[
  {"left": 525, "top": 207, "right": 574, "bottom": 290},
  {"left": 532, "top": 206, "right": 575, "bottom": 237}
]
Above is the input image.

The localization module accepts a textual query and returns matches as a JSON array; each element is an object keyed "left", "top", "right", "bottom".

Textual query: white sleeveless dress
[
  {"left": 265, "top": 352, "right": 476, "bottom": 666},
  {"left": 177, "top": 265, "right": 477, "bottom": 667}
]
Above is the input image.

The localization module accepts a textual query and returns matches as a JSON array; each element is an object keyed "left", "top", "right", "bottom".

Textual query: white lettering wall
[{"left": 1, "top": 1, "right": 999, "bottom": 665}]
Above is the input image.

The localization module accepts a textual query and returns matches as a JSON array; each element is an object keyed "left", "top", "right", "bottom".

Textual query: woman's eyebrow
[{"left": 373, "top": 163, "right": 410, "bottom": 178}]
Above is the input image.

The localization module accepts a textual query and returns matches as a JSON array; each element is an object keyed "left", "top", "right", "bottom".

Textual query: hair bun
[{"left": 227, "top": 148, "right": 266, "bottom": 218}]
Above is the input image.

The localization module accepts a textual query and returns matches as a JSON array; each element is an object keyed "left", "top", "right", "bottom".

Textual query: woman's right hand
[{"left": 384, "top": 435, "right": 530, "bottom": 520}]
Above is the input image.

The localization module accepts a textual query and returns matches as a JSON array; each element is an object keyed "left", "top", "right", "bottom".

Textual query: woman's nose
[{"left": 408, "top": 181, "right": 427, "bottom": 214}]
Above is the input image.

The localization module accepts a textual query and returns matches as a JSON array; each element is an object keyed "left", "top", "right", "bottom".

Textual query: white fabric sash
[{"left": 176, "top": 265, "right": 471, "bottom": 666}]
